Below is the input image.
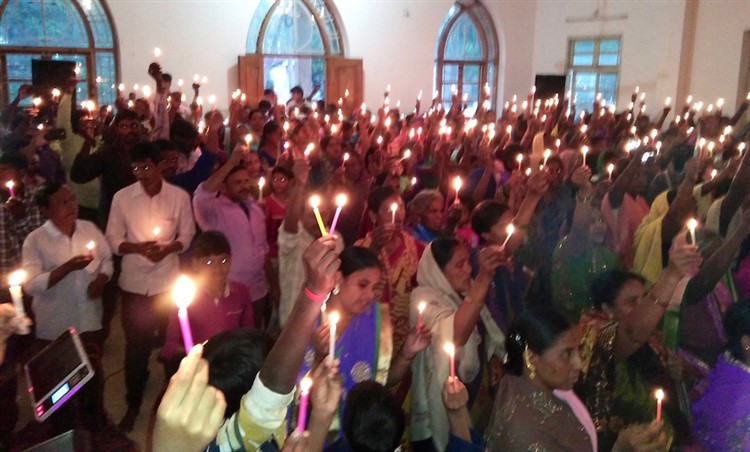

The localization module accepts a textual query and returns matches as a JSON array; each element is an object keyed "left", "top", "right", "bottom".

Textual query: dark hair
[
  {"left": 153, "top": 139, "right": 177, "bottom": 153},
  {"left": 669, "top": 143, "right": 694, "bottom": 172},
  {"left": 590, "top": 270, "right": 646, "bottom": 310},
  {"left": 129, "top": 141, "right": 164, "bottom": 164},
  {"left": 111, "top": 108, "right": 139, "bottom": 127},
  {"left": 263, "top": 88, "right": 276, "bottom": 96},
  {"left": 366, "top": 186, "right": 398, "bottom": 214},
  {"left": 342, "top": 381, "right": 405, "bottom": 452},
  {"left": 170, "top": 116, "right": 199, "bottom": 142},
  {"left": 471, "top": 200, "right": 508, "bottom": 237},
  {"left": 193, "top": 231, "right": 232, "bottom": 258},
  {"left": 258, "top": 100, "right": 272, "bottom": 112},
  {"left": 34, "top": 181, "right": 64, "bottom": 208},
  {"left": 0, "top": 151, "right": 28, "bottom": 171},
  {"left": 339, "top": 246, "right": 382, "bottom": 278},
  {"left": 290, "top": 85, "right": 303, "bottom": 96},
  {"left": 271, "top": 165, "right": 294, "bottom": 180},
  {"left": 505, "top": 307, "right": 573, "bottom": 376},
  {"left": 431, "top": 238, "right": 460, "bottom": 271},
  {"left": 724, "top": 300, "right": 750, "bottom": 361},
  {"left": 203, "top": 328, "right": 274, "bottom": 418}
]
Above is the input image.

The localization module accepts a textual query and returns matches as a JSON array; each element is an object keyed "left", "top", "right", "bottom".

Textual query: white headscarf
[{"left": 409, "top": 243, "right": 505, "bottom": 450}]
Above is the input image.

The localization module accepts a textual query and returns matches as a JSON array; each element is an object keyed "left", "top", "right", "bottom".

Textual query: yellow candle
[{"left": 309, "top": 195, "right": 327, "bottom": 236}]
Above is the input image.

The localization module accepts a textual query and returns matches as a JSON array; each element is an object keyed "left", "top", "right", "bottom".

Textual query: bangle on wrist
[{"left": 303, "top": 286, "right": 328, "bottom": 303}]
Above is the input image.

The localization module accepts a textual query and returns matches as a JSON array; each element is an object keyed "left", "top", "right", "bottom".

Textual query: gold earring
[{"left": 523, "top": 346, "right": 536, "bottom": 380}]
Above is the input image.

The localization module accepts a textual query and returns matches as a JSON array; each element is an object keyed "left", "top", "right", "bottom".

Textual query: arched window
[
  {"left": 247, "top": 0, "right": 344, "bottom": 104},
  {"left": 435, "top": 1, "right": 498, "bottom": 114},
  {"left": 0, "top": 0, "right": 119, "bottom": 106}
]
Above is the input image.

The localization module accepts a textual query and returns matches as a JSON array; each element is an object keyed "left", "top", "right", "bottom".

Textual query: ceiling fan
[{"left": 565, "top": 0, "right": 628, "bottom": 23}]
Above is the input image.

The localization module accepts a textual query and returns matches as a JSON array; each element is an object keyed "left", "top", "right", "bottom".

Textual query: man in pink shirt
[{"left": 160, "top": 231, "right": 254, "bottom": 377}]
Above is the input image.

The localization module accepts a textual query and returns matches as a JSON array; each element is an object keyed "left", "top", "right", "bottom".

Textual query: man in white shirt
[
  {"left": 22, "top": 182, "right": 113, "bottom": 431},
  {"left": 106, "top": 142, "right": 195, "bottom": 431}
]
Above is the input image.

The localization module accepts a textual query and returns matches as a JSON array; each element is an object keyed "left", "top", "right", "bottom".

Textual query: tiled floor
[{"left": 14, "top": 307, "right": 163, "bottom": 451}]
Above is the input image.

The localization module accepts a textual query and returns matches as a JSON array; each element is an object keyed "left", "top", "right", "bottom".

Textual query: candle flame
[
  {"left": 172, "top": 275, "right": 196, "bottom": 310},
  {"left": 258, "top": 177, "right": 265, "bottom": 189},
  {"left": 655, "top": 388, "right": 664, "bottom": 401},
  {"left": 329, "top": 311, "right": 340, "bottom": 326},
  {"left": 300, "top": 376, "right": 313, "bottom": 392},
  {"left": 452, "top": 176, "right": 462, "bottom": 191},
  {"left": 335, "top": 194, "right": 347, "bottom": 207},
  {"left": 86, "top": 241, "right": 95, "bottom": 251},
  {"left": 443, "top": 342, "right": 455, "bottom": 357},
  {"left": 390, "top": 202, "right": 398, "bottom": 214},
  {"left": 418, "top": 301, "right": 426, "bottom": 313},
  {"left": 8, "top": 269, "right": 25, "bottom": 286},
  {"left": 309, "top": 195, "right": 321, "bottom": 209},
  {"left": 153, "top": 226, "right": 161, "bottom": 237}
]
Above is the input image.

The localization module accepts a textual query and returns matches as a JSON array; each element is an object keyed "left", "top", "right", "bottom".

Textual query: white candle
[
  {"left": 8, "top": 270, "right": 26, "bottom": 317},
  {"left": 452, "top": 176, "right": 462, "bottom": 204},
  {"left": 258, "top": 177, "right": 265, "bottom": 202},
  {"left": 5, "top": 181, "right": 14, "bottom": 198},
  {"left": 328, "top": 311, "right": 340, "bottom": 361},
  {"left": 516, "top": 154, "right": 523, "bottom": 171},
  {"left": 543, "top": 149, "right": 551, "bottom": 167},
  {"left": 581, "top": 146, "right": 589, "bottom": 167},
  {"left": 390, "top": 202, "right": 398, "bottom": 224},
  {"left": 501, "top": 224, "right": 515, "bottom": 248},
  {"left": 687, "top": 218, "right": 698, "bottom": 245},
  {"left": 607, "top": 163, "right": 615, "bottom": 181}
]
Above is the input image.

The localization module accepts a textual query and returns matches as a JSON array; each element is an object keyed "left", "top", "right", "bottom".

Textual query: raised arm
[
  {"left": 453, "top": 247, "right": 502, "bottom": 346},
  {"left": 661, "top": 158, "right": 699, "bottom": 246},
  {"left": 614, "top": 236, "right": 701, "bottom": 359},
  {"left": 718, "top": 150, "right": 750, "bottom": 235}
]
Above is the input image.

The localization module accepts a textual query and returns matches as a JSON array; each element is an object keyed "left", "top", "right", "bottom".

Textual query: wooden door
[
  {"left": 238, "top": 54, "right": 264, "bottom": 106},
  {"left": 325, "top": 57, "right": 363, "bottom": 113}
]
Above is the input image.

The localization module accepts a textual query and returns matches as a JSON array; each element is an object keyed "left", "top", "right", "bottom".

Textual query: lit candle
[
  {"left": 297, "top": 376, "right": 313, "bottom": 433},
  {"left": 416, "top": 301, "right": 426, "bottom": 329},
  {"left": 86, "top": 241, "right": 95, "bottom": 258},
  {"left": 329, "top": 194, "right": 347, "bottom": 235},
  {"left": 581, "top": 146, "right": 589, "bottom": 167},
  {"left": 687, "top": 218, "right": 698, "bottom": 245},
  {"left": 245, "top": 134, "right": 252, "bottom": 147},
  {"left": 8, "top": 270, "right": 26, "bottom": 318},
  {"left": 411, "top": 176, "right": 418, "bottom": 186},
  {"left": 543, "top": 149, "right": 551, "bottom": 167},
  {"left": 172, "top": 275, "right": 196, "bottom": 352},
  {"left": 444, "top": 342, "right": 456, "bottom": 378},
  {"left": 258, "top": 177, "right": 265, "bottom": 202},
  {"left": 710, "top": 169, "right": 718, "bottom": 180},
  {"left": 607, "top": 163, "right": 615, "bottom": 181},
  {"left": 390, "top": 202, "right": 398, "bottom": 225},
  {"left": 5, "top": 180, "right": 15, "bottom": 198},
  {"left": 501, "top": 224, "right": 515, "bottom": 248},
  {"left": 51, "top": 88, "right": 60, "bottom": 101},
  {"left": 452, "top": 176, "right": 462, "bottom": 204},
  {"left": 516, "top": 154, "right": 523, "bottom": 171},
  {"left": 664, "top": 97, "right": 671, "bottom": 107},
  {"left": 309, "top": 195, "right": 327, "bottom": 236},
  {"left": 153, "top": 226, "right": 160, "bottom": 240},
  {"left": 655, "top": 388, "right": 664, "bottom": 422},
  {"left": 328, "top": 311, "right": 339, "bottom": 360},
  {"left": 305, "top": 143, "right": 314, "bottom": 159}
]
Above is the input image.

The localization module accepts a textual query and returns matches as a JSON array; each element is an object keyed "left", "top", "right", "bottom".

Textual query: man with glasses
[
  {"left": 159, "top": 231, "right": 254, "bottom": 378},
  {"left": 70, "top": 109, "right": 142, "bottom": 226},
  {"left": 193, "top": 145, "right": 270, "bottom": 329},
  {"left": 106, "top": 141, "right": 195, "bottom": 432}
]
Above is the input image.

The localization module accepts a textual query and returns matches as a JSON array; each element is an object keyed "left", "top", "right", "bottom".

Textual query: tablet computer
[{"left": 24, "top": 328, "right": 94, "bottom": 422}]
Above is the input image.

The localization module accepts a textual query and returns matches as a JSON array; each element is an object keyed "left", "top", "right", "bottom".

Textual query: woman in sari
[
  {"left": 692, "top": 300, "right": 750, "bottom": 451},
  {"left": 576, "top": 235, "right": 701, "bottom": 450},
  {"left": 409, "top": 238, "right": 506, "bottom": 451},
  {"left": 301, "top": 246, "right": 430, "bottom": 436},
  {"left": 486, "top": 307, "right": 665, "bottom": 452}
]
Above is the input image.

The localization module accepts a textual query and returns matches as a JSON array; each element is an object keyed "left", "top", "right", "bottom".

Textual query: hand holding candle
[
  {"left": 328, "top": 311, "right": 339, "bottom": 361},
  {"left": 329, "top": 194, "right": 347, "bottom": 235},
  {"left": 309, "top": 195, "right": 328, "bottom": 236},
  {"left": 655, "top": 388, "right": 664, "bottom": 422},
  {"left": 444, "top": 342, "right": 456, "bottom": 378}
]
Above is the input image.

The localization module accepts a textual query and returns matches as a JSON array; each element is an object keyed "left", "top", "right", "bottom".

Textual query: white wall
[
  {"left": 109, "top": 1, "right": 255, "bottom": 111},
  {"left": 532, "top": 0, "right": 686, "bottom": 112},
  {"left": 108, "top": 0, "right": 537, "bottom": 112},
  {"left": 689, "top": 0, "right": 750, "bottom": 112}
]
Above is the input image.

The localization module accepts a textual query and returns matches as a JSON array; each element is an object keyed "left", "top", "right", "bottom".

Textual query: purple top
[
  {"left": 161, "top": 281, "right": 255, "bottom": 359},
  {"left": 193, "top": 183, "right": 269, "bottom": 300}
]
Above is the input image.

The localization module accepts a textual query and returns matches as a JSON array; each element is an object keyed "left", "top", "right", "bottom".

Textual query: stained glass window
[
  {"left": 435, "top": 2, "right": 498, "bottom": 115},
  {"left": 0, "top": 0, "right": 119, "bottom": 106}
]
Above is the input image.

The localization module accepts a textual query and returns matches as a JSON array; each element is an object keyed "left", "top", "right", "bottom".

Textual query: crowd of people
[{"left": 0, "top": 59, "right": 749, "bottom": 452}]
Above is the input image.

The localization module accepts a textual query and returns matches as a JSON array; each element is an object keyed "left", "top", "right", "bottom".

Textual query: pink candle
[
  {"left": 172, "top": 275, "right": 196, "bottom": 353},
  {"left": 329, "top": 194, "right": 347, "bottom": 235},
  {"left": 417, "top": 302, "right": 426, "bottom": 329},
  {"left": 655, "top": 388, "right": 664, "bottom": 422},
  {"left": 297, "top": 377, "right": 313, "bottom": 433},
  {"left": 444, "top": 343, "right": 456, "bottom": 378},
  {"left": 6, "top": 181, "right": 15, "bottom": 198}
]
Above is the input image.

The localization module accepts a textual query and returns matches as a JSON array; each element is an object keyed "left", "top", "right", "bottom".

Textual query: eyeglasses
[
  {"left": 272, "top": 176, "right": 287, "bottom": 182},
  {"left": 131, "top": 164, "right": 151, "bottom": 173},
  {"left": 202, "top": 257, "right": 229, "bottom": 266},
  {"left": 118, "top": 122, "right": 140, "bottom": 130}
]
